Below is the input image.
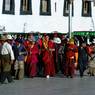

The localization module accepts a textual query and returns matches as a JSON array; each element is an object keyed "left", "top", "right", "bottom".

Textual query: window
[
  {"left": 20, "top": 0, "right": 32, "bottom": 15},
  {"left": 82, "top": 0, "right": 92, "bottom": 17},
  {"left": 2, "top": 0, "right": 15, "bottom": 14},
  {"left": 63, "top": 0, "right": 74, "bottom": 16},
  {"left": 40, "top": 0, "right": 51, "bottom": 16}
]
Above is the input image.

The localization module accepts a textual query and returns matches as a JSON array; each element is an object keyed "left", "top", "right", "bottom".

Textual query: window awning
[{"left": 73, "top": 31, "right": 95, "bottom": 36}]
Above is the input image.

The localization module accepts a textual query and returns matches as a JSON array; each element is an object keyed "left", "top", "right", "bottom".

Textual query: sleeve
[
  {"left": 7, "top": 44, "right": 15, "bottom": 60},
  {"left": 22, "top": 45, "right": 27, "bottom": 56}
]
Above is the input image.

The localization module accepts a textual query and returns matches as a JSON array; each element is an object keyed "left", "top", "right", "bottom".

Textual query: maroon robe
[
  {"left": 43, "top": 40, "right": 55, "bottom": 76},
  {"left": 27, "top": 43, "right": 39, "bottom": 77},
  {"left": 65, "top": 43, "right": 78, "bottom": 77}
]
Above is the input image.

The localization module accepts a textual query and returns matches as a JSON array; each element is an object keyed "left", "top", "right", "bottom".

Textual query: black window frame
[
  {"left": 40, "top": 0, "right": 51, "bottom": 16},
  {"left": 2, "top": 0, "right": 15, "bottom": 15},
  {"left": 82, "top": 0, "right": 92, "bottom": 17},
  {"left": 20, "top": 0, "right": 32, "bottom": 15},
  {"left": 63, "top": 0, "right": 74, "bottom": 17}
]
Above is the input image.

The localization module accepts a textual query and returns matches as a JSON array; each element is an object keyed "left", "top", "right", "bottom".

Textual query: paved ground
[{"left": 0, "top": 74, "right": 95, "bottom": 95}]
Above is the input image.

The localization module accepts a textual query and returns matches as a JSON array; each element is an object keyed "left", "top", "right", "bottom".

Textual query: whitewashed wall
[{"left": 0, "top": 0, "right": 95, "bottom": 33}]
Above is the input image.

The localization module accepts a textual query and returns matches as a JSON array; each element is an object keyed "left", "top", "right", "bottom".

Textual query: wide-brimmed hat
[
  {"left": 92, "top": 39, "right": 95, "bottom": 44},
  {"left": 0, "top": 35, "right": 7, "bottom": 41},
  {"left": 7, "top": 35, "right": 13, "bottom": 40},
  {"left": 53, "top": 37, "right": 61, "bottom": 44}
]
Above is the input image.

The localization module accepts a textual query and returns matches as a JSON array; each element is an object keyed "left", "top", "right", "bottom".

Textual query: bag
[{"left": 88, "top": 60, "right": 95, "bottom": 68}]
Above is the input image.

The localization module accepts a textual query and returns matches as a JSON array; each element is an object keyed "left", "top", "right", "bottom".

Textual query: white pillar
[{"left": 68, "top": 1, "right": 73, "bottom": 39}]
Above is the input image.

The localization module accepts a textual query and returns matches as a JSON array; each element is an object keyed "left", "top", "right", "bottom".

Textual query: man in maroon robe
[{"left": 65, "top": 38, "right": 78, "bottom": 78}]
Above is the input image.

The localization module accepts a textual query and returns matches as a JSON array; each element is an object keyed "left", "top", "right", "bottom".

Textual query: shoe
[
  {"left": 70, "top": 76, "right": 74, "bottom": 78},
  {"left": 66, "top": 75, "right": 69, "bottom": 78},
  {"left": 80, "top": 75, "right": 83, "bottom": 78},
  {"left": 87, "top": 72, "right": 90, "bottom": 75},
  {"left": 46, "top": 75, "right": 50, "bottom": 79},
  {"left": 8, "top": 80, "right": 15, "bottom": 83},
  {"left": 1, "top": 82, "right": 8, "bottom": 84}
]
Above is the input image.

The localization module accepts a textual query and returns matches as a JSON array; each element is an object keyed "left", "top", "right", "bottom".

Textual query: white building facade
[{"left": 0, "top": 0, "right": 95, "bottom": 33}]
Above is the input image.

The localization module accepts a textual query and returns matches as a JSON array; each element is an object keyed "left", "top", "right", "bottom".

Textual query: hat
[
  {"left": 69, "top": 38, "right": 74, "bottom": 43},
  {"left": 92, "top": 39, "right": 95, "bottom": 44},
  {"left": 7, "top": 35, "right": 12, "bottom": 40},
  {"left": 53, "top": 37, "right": 61, "bottom": 44},
  {"left": 0, "top": 35, "right": 7, "bottom": 41}
]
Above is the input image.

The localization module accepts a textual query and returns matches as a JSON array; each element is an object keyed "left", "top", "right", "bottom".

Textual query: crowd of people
[{"left": 0, "top": 33, "right": 95, "bottom": 84}]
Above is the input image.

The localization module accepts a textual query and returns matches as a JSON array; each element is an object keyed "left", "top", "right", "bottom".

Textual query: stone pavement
[{"left": 0, "top": 75, "right": 95, "bottom": 95}]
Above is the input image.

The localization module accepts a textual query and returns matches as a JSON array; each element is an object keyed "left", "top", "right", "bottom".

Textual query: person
[
  {"left": 42, "top": 35, "right": 55, "bottom": 78},
  {"left": 48, "top": 38, "right": 55, "bottom": 77},
  {"left": 23, "top": 39, "right": 30, "bottom": 77},
  {"left": 58, "top": 40, "right": 65, "bottom": 74},
  {"left": 37, "top": 34, "right": 44, "bottom": 77},
  {"left": 27, "top": 39, "right": 39, "bottom": 78},
  {"left": 87, "top": 41, "right": 95, "bottom": 76},
  {"left": 14, "top": 38, "right": 27, "bottom": 80},
  {"left": 0, "top": 35, "right": 15, "bottom": 83},
  {"left": 78, "top": 43, "right": 88, "bottom": 77},
  {"left": 0, "top": 40, "right": 2, "bottom": 81},
  {"left": 65, "top": 38, "right": 78, "bottom": 78},
  {"left": 53, "top": 33, "right": 62, "bottom": 74},
  {"left": 7, "top": 35, "right": 15, "bottom": 77}
]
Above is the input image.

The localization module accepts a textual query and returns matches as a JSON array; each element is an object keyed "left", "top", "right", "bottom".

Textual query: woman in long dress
[
  {"left": 42, "top": 35, "right": 55, "bottom": 78},
  {"left": 27, "top": 40, "right": 39, "bottom": 78}
]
